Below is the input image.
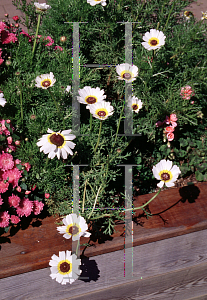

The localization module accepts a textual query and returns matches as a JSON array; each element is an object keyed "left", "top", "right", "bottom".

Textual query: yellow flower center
[
  {"left": 67, "top": 223, "right": 80, "bottom": 236},
  {"left": 41, "top": 79, "right": 52, "bottom": 87},
  {"left": 95, "top": 108, "right": 108, "bottom": 118},
  {"left": 159, "top": 170, "right": 172, "bottom": 182},
  {"left": 85, "top": 95, "right": 97, "bottom": 104},
  {"left": 48, "top": 133, "right": 66, "bottom": 148},
  {"left": 148, "top": 37, "right": 159, "bottom": 47},
  {"left": 57, "top": 260, "right": 72, "bottom": 275},
  {"left": 132, "top": 104, "right": 139, "bottom": 110},
  {"left": 120, "top": 70, "right": 132, "bottom": 80}
]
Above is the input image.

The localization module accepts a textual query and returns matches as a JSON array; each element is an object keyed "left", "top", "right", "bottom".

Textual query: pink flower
[
  {"left": 165, "top": 126, "right": 175, "bottom": 133},
  {"left": 16, "top": 198, "right": 33, "bottom": 217},
  {"left": 33, "top": 200, "right": 44, "bottom": 215},
  {"left": 0, "top": 153, "right": 14, "bottom": 171},
  {"left": 164, "top": 115, "right": 170, "bottom": 124},
  {"left": 0, "top": 181, "right": 9, "bottom": 193},
  {"left": 156, "top": 121, "right": 164, "bottom": 127},
  {"left": 10, "top": 215, "right": 20, "bottom": 224},
  {"left": 54, "top": 45, "right": 63, "bottom": 51},
  {"left": 44, "top": 36, "right": 54, "bottom": 46},
  {"left": 23, "top": 162, "right": 31, "bottom": 172},
  {"left": 12, "top": 16, "right": 19, "bottom": 22},
  {"left": 2, "top": 167, "right": 22, "bottom": 188},
  {"left": 25, "top": 190, "right": 31, "bottom": 195},
  {"left": 6, "top": 120, "right": 11, "bottom": 124},
  {"left": 180, "top": 85, "right": 195, "bottom": 100},
  {"left": 7, "top": 136, "right": 12, "bottom": 144},
  {"left": 0, "top": 195, "right": 3, "bottom": 206},
  {"left": 167, "top": 132, "right": 174, "bottom": 141},
  {"left": 0, "top": 58, "right": 4, "bottom": 65},
  {"left": 20, "top": 30, "right": 32, "bottom": 42},
  {"left": 15, "top": 140, "right": 21, "bottom": 146},
  {"left": 1, "top": 30, "right": 18, "bottom": 44},
  {"left": 31, "top": 184, "right": 36, "bottom": 191},
  {"left": 0, "top": 211, "right": 10, "bottom": 227},
  {"left": 170, "top": 114, "right": 177, "bottom": 122},
  {"left": 0, "top": 22, "right": 6, "bottom": 32},
  {"left": 16, "top": 186, "right": 21, "bottom": 192},
  {"left": 171, "top": 121, "right": 177, "bottom": 128},
  {"left": 45, "top": 193, "right": 50, "bottom": 199},
  {"left": 8, "top": 194, "right": 20, "bottom": 208}
]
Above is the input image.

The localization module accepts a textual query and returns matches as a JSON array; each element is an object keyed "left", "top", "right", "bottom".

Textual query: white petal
[{"left": 157, "top": 181, "right": 164, "bottom": 188}]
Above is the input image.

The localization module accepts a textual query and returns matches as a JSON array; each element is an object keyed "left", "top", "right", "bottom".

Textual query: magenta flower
[
  {"left": 0, "top": 211, "right": 10, "bottom": 227},
  {"left": 0, "top": 153, "right": 14, "bottom": 171},
  {"left": 1, "top": 31, "right": 18, "bottom": 44},
  {"left": 10, "top": 215, "right": 20, "bottom": 224},
  {"left": 33, "top": 200, "right": 44, "bottom": 215},
  {"left": 180, "top": 85, "right": 195, "bottom": 100},
  {"left": 2, "top": 167, "right": 22, "bottom": 188},
  {"left": 16, "top": 198, "right": 33, "bottom": 217},
  {"left": 44, "top": 36, "right": 54, "bottom": 46},
  {"left": 0, "top": 181, "right": 9, "bottom": 193},
  {"left": 8, "top": 194, "right": 21, "bottom": 208}
]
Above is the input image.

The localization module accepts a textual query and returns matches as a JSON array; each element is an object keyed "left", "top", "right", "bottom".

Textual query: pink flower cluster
[
  {"left": 156, "top": 114, "right": 178, "bottom": 142},
  {"left": 0, "top": 121, "right": 45, "bottom": 228},
  {"left": 0, "top": 21, "right": 17, "bottom": 45},
  {"left": 0, "top": 119, "right": 19, "bottom": 152},
  {"left": 180, "top": 85, "right": 195, "bottom": 101}
]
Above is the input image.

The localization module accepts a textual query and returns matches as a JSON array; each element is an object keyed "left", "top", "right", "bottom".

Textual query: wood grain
[
  {"left": 1, "top": 229, "right": 207, "bottom": 299},
  {"left": 0, "top": 182, "right": 207, "bottom": 279}
]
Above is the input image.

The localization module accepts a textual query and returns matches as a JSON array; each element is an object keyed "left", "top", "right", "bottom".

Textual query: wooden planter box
[{"left": 1, "top": 181, "right": 207, "bottom": 280}]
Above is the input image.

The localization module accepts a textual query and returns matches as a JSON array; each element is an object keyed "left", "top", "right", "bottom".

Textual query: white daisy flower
[
  {"left": 49, "top": 250, "right": 81, "bottom": 285},
  {"left": 34, "top": 2, "right": 51, "bottom": 12},
  {"left": 152, "top": 159, "right": 181, "bottom": 188},
  {"left": 77, "top": 86, "right": 106, "bottom": 105},
  {"left": 57, "top": 213, "right": 91, "bottom": 241},
  {"left": 37, "top": 128, "right": 76, "bottom": 159},
  {"left": 87, "top": 101, "right": 114, "bottom": 120},
  {"left": 183, "top": 11, "right": 193, "bottom": 21},
  {"left": 35, "top": 72, "right": 56, "bottom": 89},
  {"left": 116, "top": 63, "right": 138, "bottom": 82},
  {"left": 0, "top": 93, "right": 7, "bottom": 107},
  {"left": 127, "top": 96, "right": 143, "bottom": 113},
  {"left": 65, "top": 85, "right": 71, "bottom": 93},
  {"left": 142, "top": 29, "right": 166, "bottom": 51},
  {"left": 201, "top": 11, "right": 207, "bottom": 20},
  {"left": 87, "top": 0, "right": 106, "bottom": 6}
]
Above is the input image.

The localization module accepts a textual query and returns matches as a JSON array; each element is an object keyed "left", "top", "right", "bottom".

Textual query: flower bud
[
  {"left": 60, "top": 36, "right": 66, "bottom": 43},
  {"left": 15, "top": 140, "right": 20, "bottom": 145},
  {"left": 45, "top": 193, "right": 50, "bottom": 199},
  {"left": 16, "top": 186, "right": 21, "bottom": 192}
]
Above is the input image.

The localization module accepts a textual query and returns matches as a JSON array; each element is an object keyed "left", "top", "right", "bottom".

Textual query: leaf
[
  {"left": 195, "top": 170, "right": 204, "bottom": 181},
  {"left": 20, "top": 182, "right": 27, "bottom": 190},
  {"left": 179, "top": 138, "right": 188, "bottom": 147},
  {"left": 4, "top": 226, "right": 10, "bottom": 233}
]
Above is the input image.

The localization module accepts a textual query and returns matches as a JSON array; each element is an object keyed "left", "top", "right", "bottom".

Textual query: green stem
[
  {"left": 48, "top": 89, "right": 61, "bottom": 117},
  {"left": 163, "top": 0, "right": 176, "bottom": 32},
  {"left": 91, "top": 214, "right": 111, "bottom": 220},
  {"left": 88, "top": 185, "right": 102, "bottom": 220},
  {"left": 82, "top": 179, "right": 88, "bottom": 213},
  {"left": 32, "top": 14, "right": 41, "bottom": 59},
  {"left": 89, "top": 114, "right": 92, "bottom": 131},
  {"left": 94, "top": 120, "right": 102, "bottom": 154},
  {"left": 125, "top": 188, "right": 161, "bottom": 212},
  {"left": 17, "top": 77, "right": 23, "bottom": 124},
  {"left": 111, "top": 100, "right": 125, "bottom": 153},
  {"left": 76, "top": 239, "right": 80, "bottom": 256}
]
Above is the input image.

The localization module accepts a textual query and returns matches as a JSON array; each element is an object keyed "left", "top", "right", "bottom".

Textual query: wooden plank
[
  {"left": 1, "top": 229, "right": 207, "bottom": 299},
  {"left": 1, "top": 182, "right": 207, "bottom": 279}
]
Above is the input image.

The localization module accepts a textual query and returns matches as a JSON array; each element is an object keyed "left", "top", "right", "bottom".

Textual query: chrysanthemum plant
[{"left": 0, "top": 0, "right": 206, "bottom": 283}]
